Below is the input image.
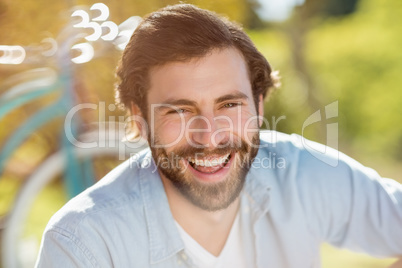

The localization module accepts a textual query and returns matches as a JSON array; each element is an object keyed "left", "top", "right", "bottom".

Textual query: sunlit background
[{"left": 0, "top": 0, "right": 401, "bottom": 267}]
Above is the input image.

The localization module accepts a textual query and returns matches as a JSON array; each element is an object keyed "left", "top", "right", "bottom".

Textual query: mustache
[{"left": 169, "top": 139, "right": 250, "bottom": 159}]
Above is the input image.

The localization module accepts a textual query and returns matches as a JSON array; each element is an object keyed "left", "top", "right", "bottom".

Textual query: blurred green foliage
[
  {"left": 307, "top": 0, "right": 402, "bottom": 161},
  {"left": 256, "top": 0, "right": 402, "bottom": 178}
]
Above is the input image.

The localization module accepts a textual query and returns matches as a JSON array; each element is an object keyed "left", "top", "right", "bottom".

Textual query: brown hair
[{"left": 116, "top": 4, "right": 279, "bottom": 120}]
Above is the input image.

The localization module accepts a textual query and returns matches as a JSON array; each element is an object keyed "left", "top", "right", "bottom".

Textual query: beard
[{"left": 149, "top": 133, "right": 260, "bottom": 212}]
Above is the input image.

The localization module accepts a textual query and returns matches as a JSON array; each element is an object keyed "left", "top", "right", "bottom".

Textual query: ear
[
  {"left": 130, "top": 102, "right": 147, "bottom": 140},
  {"left": 131, "top": 102, "right": 142, "bottom": 116},
  {"left": 258, "top": 95, "right": 264, "bottom": 128}
]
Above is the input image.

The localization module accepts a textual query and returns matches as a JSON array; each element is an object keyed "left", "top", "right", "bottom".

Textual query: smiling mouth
[{"left": 187, "top": 153, "right": 231, "bottom": 174}]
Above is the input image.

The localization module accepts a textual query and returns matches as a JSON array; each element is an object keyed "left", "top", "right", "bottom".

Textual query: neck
[{"left": 161, "top": 174, "right": 240, "bottom": 256}]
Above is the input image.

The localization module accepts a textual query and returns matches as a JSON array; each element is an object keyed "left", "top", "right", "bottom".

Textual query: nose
[{"left": 188, "top": 113, "right": 227, "bottom": 149}]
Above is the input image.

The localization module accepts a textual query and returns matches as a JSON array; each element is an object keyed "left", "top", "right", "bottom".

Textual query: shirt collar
[
  {"left": 243, "top": 157, "right": 272, "bottom": 217},
  {"left": 139, "top": 151, "right": 184, "bottom": 264}
]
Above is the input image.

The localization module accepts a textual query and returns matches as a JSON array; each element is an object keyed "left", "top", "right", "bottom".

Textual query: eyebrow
[
  {"left": 162, "top": 99, "right": 197, "bottom": 106},
  {"left": 214, "top": 92, "right": 249, "bottom": 104},
  {"left": 154, "top": 98, "right": 198, "bottom": 112}
]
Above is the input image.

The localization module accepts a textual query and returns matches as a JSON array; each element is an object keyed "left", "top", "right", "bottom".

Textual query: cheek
[
  {"left": 215, "top": 109, "right": 259, "bottom": 143},
  {"left": 239, "top": 109, "right": 260, "bottom": 143},
  {"left": 153, "top": 117, "right": 187, "bottom": 145},
  {"left": 238, "top": 110, "right": 259, "bottom": 132},
  {"left": 242, "top": 119, "right": 259, "bottom": 143}
]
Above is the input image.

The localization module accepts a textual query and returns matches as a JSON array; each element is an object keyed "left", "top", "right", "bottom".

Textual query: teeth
[{"left": 189, "top": 153, "right": 230, "bottom": 167}]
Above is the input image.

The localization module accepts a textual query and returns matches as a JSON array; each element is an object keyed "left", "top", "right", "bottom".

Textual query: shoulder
[
  {"left": 38, "top": 148, "right": 158, "bottom": 266},
  {"left": 253, "top": 131, "right": 380, "bottom": 194},
  {"left": 258, "top": 130, "right": 360, "bottom": 171},
  {"left": 45, "top": 148, "right": 152, "bottom": 234},
  {"left": 255, "top": 130, "right": 388, "bottom": 202},
  {"left": 259, "top": 130, "right": 335, "bottom": 157},
  {"left": 255, "top": 131, "right": 307, "bottom": 172}
]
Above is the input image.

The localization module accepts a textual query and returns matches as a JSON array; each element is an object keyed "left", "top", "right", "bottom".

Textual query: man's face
[{"left": 144, "top": 48, "right": 263, "bottom": 211}]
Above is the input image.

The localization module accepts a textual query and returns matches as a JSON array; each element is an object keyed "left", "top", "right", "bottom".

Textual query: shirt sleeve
[
  {"left": 293, "top": 136, "right": 402, "bottom": 257},
  {"left": 35, "top": 227, "right": 99, "bottom": 268}
]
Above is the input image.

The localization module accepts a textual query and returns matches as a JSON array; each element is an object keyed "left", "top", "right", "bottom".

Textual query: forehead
[{"left": 147, "top": 48, "right": 252, "bottom": 104}]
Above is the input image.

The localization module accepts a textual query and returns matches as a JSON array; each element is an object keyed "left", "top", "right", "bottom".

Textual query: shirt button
[{"left": 180, "top": 252, "right": 188, "bottom": 260}]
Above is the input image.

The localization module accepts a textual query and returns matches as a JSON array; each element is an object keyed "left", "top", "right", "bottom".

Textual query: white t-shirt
[{"left": 175, "top": 213, "right": 247, "bottom": 268}]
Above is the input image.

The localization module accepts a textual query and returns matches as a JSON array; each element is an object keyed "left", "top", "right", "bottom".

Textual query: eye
[
  {"left": 167, "top": 108, "right": 187, "bottom": 114},
  {"left": 223, "top": 102, "right": 241, "bottom": 108}
]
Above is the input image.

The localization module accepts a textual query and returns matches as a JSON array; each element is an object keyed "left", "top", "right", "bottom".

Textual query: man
[{"left": 36, "top": 4, "right": 402, "bottom": 268}]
